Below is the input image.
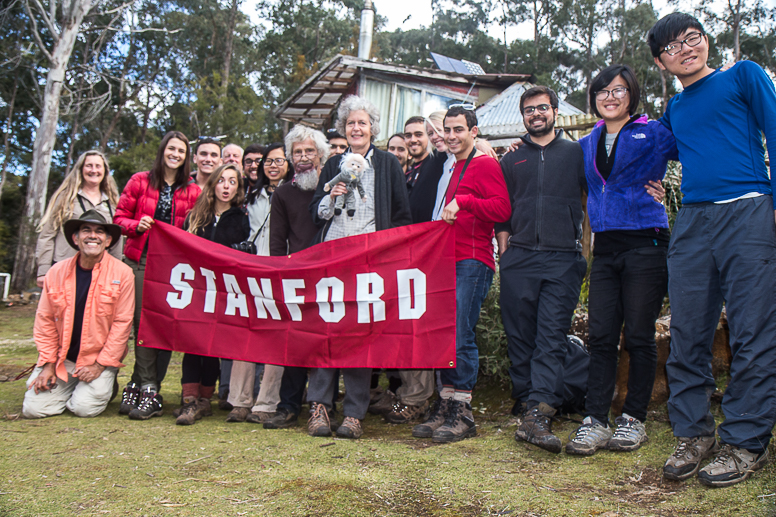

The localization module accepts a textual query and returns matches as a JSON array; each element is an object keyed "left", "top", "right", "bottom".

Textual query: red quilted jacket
[{"left": 114, "top": 171, "right": 201, "bottom": 262}]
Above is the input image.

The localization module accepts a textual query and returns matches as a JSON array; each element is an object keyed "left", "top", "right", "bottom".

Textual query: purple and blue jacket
[{"left": 579, "top": 115, "right": 678, "bottom": 233}]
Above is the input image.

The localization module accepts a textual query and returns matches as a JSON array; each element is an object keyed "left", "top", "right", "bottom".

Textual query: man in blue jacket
[{"left": 649, "top": 12, "right": 776, "bottom": 487}]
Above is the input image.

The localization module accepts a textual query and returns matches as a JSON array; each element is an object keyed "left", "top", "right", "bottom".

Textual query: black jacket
[
  {"left": 184, "top": 205, "right": 251, "bottom": 247},
  {"left": 310, "top": 147, "right": 412, "bottom": 241},
  {"left": 495, "top": 130, "right": 587, "bottom": 252},
  {"left": 408, "top": 152, "right": 446, "bottom": 223}
]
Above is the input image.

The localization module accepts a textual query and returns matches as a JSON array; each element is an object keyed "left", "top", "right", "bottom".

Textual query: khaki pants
[
  {"left": 227, "top": 361, "right": 283, "bottom": 412},
  {"left": 397, "top": 369, "right": 435, "bottom": 405},
  {"left": 22, "top": 360, "right": 117, "bottom": 418}
]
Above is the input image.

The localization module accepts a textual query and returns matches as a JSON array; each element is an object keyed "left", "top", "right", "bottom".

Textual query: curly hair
[
  {"left": 284, "top": 125, "right": 330, "bottom": 164},
  {"left": 335, "top": 95, "right": 381, "bottom": 141},
  {"left": 186, "top": 163, "right": 245, "bottom": 236}
]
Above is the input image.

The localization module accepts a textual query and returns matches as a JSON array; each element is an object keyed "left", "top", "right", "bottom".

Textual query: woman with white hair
[
  {"left": 306, "top": 95, "right": 412, "bottom": 439},
  {"left": 35, "top": 150, "right": 122, "bottom": 287}
]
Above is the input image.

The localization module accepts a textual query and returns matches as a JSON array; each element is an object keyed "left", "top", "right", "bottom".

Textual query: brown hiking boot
[
  {"left": 384, "top": 400, "right": 429, "bottom": 424},
  {"left": 308, "top": 402, "right": 332, "bottom": 437},
  {"left": 225, "top": 406, "right": 250, "bottom": 423},
  {"left": 663, "top": 436, "right": 719, "bottom": 481},
  {"left": 246, "top": 411, "right": 274, "bottom": 424},
  {"left": 367, "top": 389, "right": 397, "bottom": 415},
  {"left": 176, "top": 397, "right": 200, "bottom": 426},
  {"left": 263, "top": 408, "right": 299, "bottom": 429},
  {"left": 412, "top": 398, "right": 449, "bottom": 438},
  {"left": 515, "top": 403, "right": 561, "bottom": 453},
  {"left": 432, "top": 400, "right": 476, "bottom": 443},
  {"left": 197, "top": 397, "right": 213, "bottom": 418},
  {"left": 336, "top": 416, "right": 363, "bottom": 439}
]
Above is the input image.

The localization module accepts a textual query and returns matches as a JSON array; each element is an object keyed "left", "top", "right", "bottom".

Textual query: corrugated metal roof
[{"left": 476, "top": 81, "right": 585, "bottom": 139}]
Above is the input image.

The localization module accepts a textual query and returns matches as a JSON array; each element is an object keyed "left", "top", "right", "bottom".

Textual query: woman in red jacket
[{"left": 114, "top": 131, "right": 201, "bottom": 420}]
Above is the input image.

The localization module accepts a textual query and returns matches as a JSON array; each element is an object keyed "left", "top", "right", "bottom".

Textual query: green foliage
[
  {"left": 108, "top": 136, "right": 162, "bottom": 190},
  {"left": 476, "top": 270, "right": 511, "bottom": 386}
]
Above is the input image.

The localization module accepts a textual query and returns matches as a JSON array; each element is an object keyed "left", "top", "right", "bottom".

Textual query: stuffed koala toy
[{"left": 323, "top": 153, "right": 368, "bottom": 217}]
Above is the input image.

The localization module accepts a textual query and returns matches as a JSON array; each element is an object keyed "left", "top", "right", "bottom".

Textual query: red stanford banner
[{"left": 138, "top": 221, "right": 457, "bottom": 368}]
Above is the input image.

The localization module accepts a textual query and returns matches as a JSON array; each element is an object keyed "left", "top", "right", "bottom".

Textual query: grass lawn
[{"left": 1, "top": 304, "right": 775, "bottom": 516}]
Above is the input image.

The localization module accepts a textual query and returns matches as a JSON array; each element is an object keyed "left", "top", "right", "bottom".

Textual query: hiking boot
[
  {"left": 218, "top": 393, "right": 232, "bottom": 411},
  {"left": 197, "top": 397, "right": 213, "bottom": 418},
  {"left": 129, "top": 389, "right": 163, "bottom": 420},
  {"left": 226, "top": 406, "right": 251, "bottom": 423},
  {"left": 119, "top": 382, "right": 141, "bottom": 415},
  {"left": 308, "top": 402, "right": 332, "bottom": 437},
  {"left": 566, "top": 416, "right": 612, "bottom": 456},
  {"left": 515, "top": 403, "right": 561, "bottom": 454},
  {"left": 264, "top": 408, "right": 299, "bottom": 429},
  {"left": 176, "top": 397, "right": 200, "bottom": 426},
  {"left": 368, "top": 389, "right": 397, "bottom": 415},
  {"left": 663, "top": 436, "right": 719, "bottom": 481},
  {"left": 432, "top": 400, "right": 476, "bottom": 443},
  {"left": 384, "top": 400, "right": 429, "bottom": 424},
  {"left": 336, "top": 416, "right": 364, "bottom": 439},
  {"left": 412, "top": 398, "right": 448, "bottom": 438},
  {"left": 607, "top": 413, "right": 648, "bottom": 451},
  {"left": 698, "top": 444, "right": 769, "bottom": 487},
  {"left": 246, "top": 411, "right": 274, "bottom": 424}
]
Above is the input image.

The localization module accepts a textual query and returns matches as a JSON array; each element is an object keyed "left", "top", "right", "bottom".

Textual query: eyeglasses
[
  {"left": 522, "top": 104, "right": 553, "bottom": 115},
  {"left": 264, "top": 158, "right": 286, "bottom": 166},
  {"left": 595, "top": 87, "right": 629, "bottom": 100},
  {"left": 449, "top": 103, "right": 476, "bottom": 110},
  {"left": 243, "top": 158, "right": 261, "bottom": 166},
  {"left": 292, "top": 149, "right": 318, "bottom": 158},
  {"left": 662, "top": 32, "right": 703, "bottom": 56}
]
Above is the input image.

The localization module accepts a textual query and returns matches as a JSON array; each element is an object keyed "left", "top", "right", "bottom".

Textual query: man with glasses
[
  {"left": 495, "top": 86, "right": 588, "bottom": 453},
  {"left": 648, "top": 13, "right": 776, "bottom": 487},
  {"left": 240, "top": 144, "right": 266, "bottom": 195},
  {"left": 192, "top": 137, "right": 223, "bottom": 190}
]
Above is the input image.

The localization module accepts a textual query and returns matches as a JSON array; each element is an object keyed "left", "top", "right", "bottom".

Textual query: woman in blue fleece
[{"left": 566, "top": 64, "right": 679, "bottom": 456}]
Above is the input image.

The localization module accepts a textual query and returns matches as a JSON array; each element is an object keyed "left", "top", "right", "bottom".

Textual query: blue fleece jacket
[
  {"left": 660, "top": 61, "right": 776, "bottom": 208},
  {"left": 580, "top": 115, "right": 678, "bottom": 232}
]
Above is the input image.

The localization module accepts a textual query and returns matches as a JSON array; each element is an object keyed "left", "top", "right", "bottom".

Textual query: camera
[{"left": 231, "top": 241, "right": 257, "bottom": 255}]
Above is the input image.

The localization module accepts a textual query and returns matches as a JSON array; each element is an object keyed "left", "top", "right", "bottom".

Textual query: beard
[
  {"left": 525, "top": 115, "right": 555, "bottom": 137},
  {"left": 295, "top": 169, "right": 320, "bottom": 191}
]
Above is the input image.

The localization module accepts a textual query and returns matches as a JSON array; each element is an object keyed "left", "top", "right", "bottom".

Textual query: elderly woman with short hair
[{"left": 306, "top": 95, "right": 412, "bottom": 439}]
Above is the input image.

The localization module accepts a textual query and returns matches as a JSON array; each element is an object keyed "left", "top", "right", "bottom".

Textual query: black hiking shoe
[
  {"left": 119, "top": 382, "right": 141, "bottom": 415},
  {"left": 263, "top": 408, "right": 299, "bottom": 429},
  {"left": 432, "top": 400, "right": 476, "bottom": 443},
  {"left": 514, "top": 403, "right": 561, "bottom": 454},
  {"left": 128, "top": 389, "right": 163, "bottom": 420}
]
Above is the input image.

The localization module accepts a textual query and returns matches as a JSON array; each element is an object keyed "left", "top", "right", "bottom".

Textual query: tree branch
[
  {"left": 32, "top": 0, "right": 60, "bottom": 44},
  {"left": 24, "top": 0, "right": 55, "bottom": 62},
  {"left": 103, "top": 26, "right": 183, "bottom": 33}
]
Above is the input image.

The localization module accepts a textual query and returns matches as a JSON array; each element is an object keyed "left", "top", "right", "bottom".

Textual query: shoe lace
[
  {"left": 343, "top": 416, "right": 360, "bottom": 430},
  {"left": 612, "top": 418, "right": 638, "bottom": 440},
  {"left": 121, "top": 387, "right": 137, "bottom": 405},
  {"left": 568, "top": 422, "right": 595, "bottom": 442},
  {"left": 706, "top": 444, "right": 740, "bottom": 468},
  {"left": 523, "top": 408, "right": 551, "bottom": 439},
  {"left": 137, "top": 393, "right": 156, "bottom": 411},
  {"left": 311, "top": 402, "right": 330, "bottom": 426},
  {"left": 442, "top": 400, "right": 463, "bottom": 427}
]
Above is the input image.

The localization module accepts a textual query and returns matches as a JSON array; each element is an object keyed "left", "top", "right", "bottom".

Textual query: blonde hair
[
  {"left": 186, "top": 163, "right": 245, "bottom": 236},
  {"left": 426, "top": 111, "right": 446, "bottom": 137},
  {"left": 37, "top": 150, "right": 119, "bottom": 232}
]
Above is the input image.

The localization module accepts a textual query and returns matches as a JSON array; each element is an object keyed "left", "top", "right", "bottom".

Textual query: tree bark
[
  {"left": 217, "top": 0, "right": 240, "bottom": 125},
  {"left": 13, "top": 0, "right": 94, "bottom": 292}
]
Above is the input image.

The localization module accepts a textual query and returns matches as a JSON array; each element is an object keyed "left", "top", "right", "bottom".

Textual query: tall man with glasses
[
  {"left": 647, "top": 13, "right": 776, "bottom": 487},
  {"left": 496, "top": 86, "right": 588, "bottom": 453}
]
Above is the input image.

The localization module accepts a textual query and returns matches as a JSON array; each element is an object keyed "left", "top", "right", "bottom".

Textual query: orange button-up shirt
[{"left": 34, "top": 252, "right": 135, "bottom": 382}]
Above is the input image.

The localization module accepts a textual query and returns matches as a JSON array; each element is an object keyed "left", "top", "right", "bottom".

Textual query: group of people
[{"left": 20, "top": 12, "right": 776, "bottom": 489}]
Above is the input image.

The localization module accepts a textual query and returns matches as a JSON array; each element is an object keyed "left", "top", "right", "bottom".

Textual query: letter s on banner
[
  {"left": 167, "top": 263, "right": 195, "bottom": 309},
  {"left": 397, "top": 268, "right": 426, "bottom": 320}
]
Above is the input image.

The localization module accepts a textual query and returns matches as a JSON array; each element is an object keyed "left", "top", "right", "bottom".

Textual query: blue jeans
[{"left": 440, "top": 259, "right": 493, "bottom": 392}]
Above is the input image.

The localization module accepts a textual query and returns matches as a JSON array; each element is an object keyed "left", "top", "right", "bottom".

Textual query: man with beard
[
  {"left": 495, "top": 86, "right": 588, "bottom": 453},
  {"left": 387, "top": 133, "right": 409, "bottom": 174},
  {"left": 261, "top": 125, "right": 330, "bottom": 430},
  {"left": 241, "top": 144, "right": 266, "bottom": 195},
  {"left": 326, "top": 130, "right": 348, "bottom": 158}
]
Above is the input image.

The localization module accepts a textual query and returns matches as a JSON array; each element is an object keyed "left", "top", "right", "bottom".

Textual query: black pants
[
  {"left": 181, "top": 354, "right": 220, "bottom": 387},
  {"left": 276, "top": 367, "right": 339, "bottom": 415},
  {"left": 500, "top": 247, "right": 587, "bottom": 409},
  {"left": 585, "top": 246, "right": 668, "bottom": 424}
]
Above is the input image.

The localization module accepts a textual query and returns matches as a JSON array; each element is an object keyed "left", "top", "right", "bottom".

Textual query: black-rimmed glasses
[
  {"left": 663, "top": 32, "right": 703, "bottom": 56},
  {"left": 264, "top": 158, "right": 286, "bottom": 166},
  {"left": 522, "top": 104, "right": 553, "bottom": 115}
]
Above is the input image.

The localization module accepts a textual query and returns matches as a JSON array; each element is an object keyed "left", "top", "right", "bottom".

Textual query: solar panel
[{"left": 431, "top": 52, "right": 485, "bottom": 76}]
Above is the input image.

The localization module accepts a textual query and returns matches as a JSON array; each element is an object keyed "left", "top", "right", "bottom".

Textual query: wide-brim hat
[{"left": 63, "top": 209, "right": 123, "bottom": 251}]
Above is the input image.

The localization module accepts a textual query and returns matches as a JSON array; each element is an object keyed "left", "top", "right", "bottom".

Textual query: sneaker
[
  {"left": 308, "top": 402, "right": 332, "bottom": 437},
  {"left": 119, "top": 383, "right": 141, "bottom": 415},
  {"left": 336, "top": 416, "right": 363, "bottom": 439},
  {"left": 263, "top": 408, "right": 299, "bottom": 429},
  {"left": 246, "top": 411, "right": 274, "bottom": 424},
  {"left": 176, "top": 397, "right": 200, "bottom": 426},
  {"left": 566, "top": 416, "right": 612, "bottom": 456},
  {"left": 607, "top": 413, "right": 648, "bottom": 451},
  {"left": 384, "top": 400, "right": 429, "bottom": 424},
  {"left": 128, "top": 389, "right": 164, "bottom": 420},
  {"left": 226, "top": 406, "right": 251, "bottom": 423},
  {"left": 412, "top": 398, "right": 448, "bottom": 438},
  {"left": 367, "top": 389, "right": 397, "bottom": 415},
  {"left": 698, "top": 444, "right": 769, "bottom": 487},
  {"left": 432, "top": 400, "right": 476, "bottom": 443},
  {"left": 515, "top": 403, "right": 561, "bottom": 454},
  {"left": 663, "top": 436, "right": 719, "bottom": 481}
]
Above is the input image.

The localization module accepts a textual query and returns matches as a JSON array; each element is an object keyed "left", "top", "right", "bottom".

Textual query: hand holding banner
[{"left": 138, "top": 221, "right": 457, "bottom": 368}]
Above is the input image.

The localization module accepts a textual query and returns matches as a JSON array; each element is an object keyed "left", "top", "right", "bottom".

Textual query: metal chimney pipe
[{"left": 358, "top": 0, "right": 374, "bottom": 60}]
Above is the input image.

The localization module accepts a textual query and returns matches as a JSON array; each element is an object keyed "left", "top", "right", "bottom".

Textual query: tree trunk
[
  {"left": 12, "top": 0, "right": 94, "bottom": 292},
  {"left": 732, "top": 0, "right": 741, "bottom": 61},
  {"left": 0, "top": 71, "right": 18, "bottom": 216},
  {"left": 617, "top": 0, "right": 626, "bottom": 61},
  {"left": 217, "top": 0, "right": 240, "bottom": 125}
]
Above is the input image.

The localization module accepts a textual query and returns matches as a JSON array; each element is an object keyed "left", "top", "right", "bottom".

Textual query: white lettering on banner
[
  {"left": 356, "top": 272, "right": 386, "bottom": 323},
  {"left": 247, "top": 277, "right": 281, "bottom": 320},
  {"left": 166, "top": 263, "right": 195, "bottom": 309},
  {"left": 282, "top": 279, "right": 305, "bottom": 321},
  {"left": 223, "top": 274, "right": 248, "bottom": 317},
  {"left": 164, "top": 265, "right": 429, "bottom": 323},
  {"left": 200, "top": 268, "right": 217, "bottom": 313},
  {"left": 316, "top": 277, "right": 346, "bottom": 323},
  {"left": 397, "top": 268, "right": 426, "bottom": 320}
]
